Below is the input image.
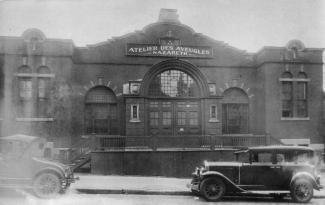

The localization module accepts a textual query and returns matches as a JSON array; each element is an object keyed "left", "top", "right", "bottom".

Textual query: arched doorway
[
  {"left": 222, "top": 88, "right": 249, "bottom": 134},
  {"left": 84, "top": 86, "right": 118, "bottom": 135},
  {"left": 142, "top": 59, "right": 209, "bottom": 136}
]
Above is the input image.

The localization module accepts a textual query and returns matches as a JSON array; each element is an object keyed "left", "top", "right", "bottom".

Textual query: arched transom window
[{"left": 148, "top": 70, "right": 199, "bottom": 97}]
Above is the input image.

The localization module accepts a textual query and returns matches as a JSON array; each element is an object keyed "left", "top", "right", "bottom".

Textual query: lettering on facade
[{"left": 126, "top": 44, "right": 213, "bottom": 58}]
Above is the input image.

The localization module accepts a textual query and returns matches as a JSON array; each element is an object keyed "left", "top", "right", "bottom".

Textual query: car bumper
[
  {"left": 188, "top": 172, "right": 201, "bottom": 191},
  {"left": 187, "top": 183, "right": 200, "bottom": 192},
  {"left": 62, "top": 174, "right": 79, "bottom": 188}
]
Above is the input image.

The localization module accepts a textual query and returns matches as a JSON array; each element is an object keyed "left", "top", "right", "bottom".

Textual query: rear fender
[
  {"left": 201, "top": 171, "right": 246, "bottom": 192},
  {"left": 290, "top": 172, "right": 319, "bottom": 190}
]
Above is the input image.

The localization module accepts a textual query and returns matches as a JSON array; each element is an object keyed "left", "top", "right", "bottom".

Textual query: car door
[
  {"left": 240, "top": 150, "right": 282, "bottom": 190},
  {"left": 0, "top": 140, "right": 32, "bottom": 185}
]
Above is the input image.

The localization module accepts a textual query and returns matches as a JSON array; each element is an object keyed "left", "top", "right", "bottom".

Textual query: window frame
[
  {"left": 15, "top": 65, "right": 54, "bottom": 120},
  {"left": 209, "top": 104, "right": 219, "bottom": 122},
  {"left": 279, "top": 71, "right": 309, "bottom": 120},
  {"left": 130, "top": 104, "right": 140, "bottom": 122}
]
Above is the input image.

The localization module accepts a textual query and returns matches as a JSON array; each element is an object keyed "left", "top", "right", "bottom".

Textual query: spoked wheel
[
  {"left": 290, "top": 178, "right": 313, "bottom": 203},
  {"left": 200, "top": 177, "right": 226, "bottom": 201},
  {"left": 33, "top": 173, "right": 62, "bottom": 198}
]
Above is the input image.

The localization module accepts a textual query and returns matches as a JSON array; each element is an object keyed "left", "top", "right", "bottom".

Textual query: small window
[
  {"left": 210, "top": 105, "right": 218, "bottom": 120},
  {"left": 129, "top": 81, "right": 141, "bottom": 94},
  {"left": 209, "top": 84, "right": 216, "bottom": 95},
  {"left": 130, "top": 104, "right": 140, "bottom": 122}
]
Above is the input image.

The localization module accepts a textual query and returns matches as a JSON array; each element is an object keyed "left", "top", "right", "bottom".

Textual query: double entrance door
[{"left": 148, "top": 100, "right": 201, "bottom": 136}]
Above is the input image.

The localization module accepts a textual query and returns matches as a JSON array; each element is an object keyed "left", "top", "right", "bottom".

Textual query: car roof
[
  {"left": 248, "top": 145, "right": 314, "bottom": 152},
  {"left": 0, "top": 134, "right": 41, "bottom": 143}
]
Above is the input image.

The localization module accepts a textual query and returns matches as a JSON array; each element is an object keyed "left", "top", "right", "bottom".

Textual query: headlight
[{"left": 64, "top": 167, "right": 71, "bottom": 177}]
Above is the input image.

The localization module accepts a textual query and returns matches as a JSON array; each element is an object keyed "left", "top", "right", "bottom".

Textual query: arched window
[
  {"left": 297, "top": 72, "right": 308, "bottom": 117},
  {"left": 18, "top": 66, "right": 33, "bottom": 117},
  {"left": 37, "top": 66, "right": 51, "bottom": 117},
  {"left": 281, "top": 72, "right": 293, "bottom": 117},
  {"left": 148, "top": 70, "right": 199, "bottom": 97},
  {"left": 37, "top": 66, "right": 50, "bottom": 99},
  {"left": 18, "top": 66, "right": 32, "bottom": 99},
  {"left": 222, "top": 88, "right": 249, "bottom": 134},
  {"left": 85, "top": 86, "right": 118, "bottom": 134}
]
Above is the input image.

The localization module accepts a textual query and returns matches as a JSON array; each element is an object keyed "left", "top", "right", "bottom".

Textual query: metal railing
[{"left": 91, "top": 134, "right": 268, "bottom": 151}]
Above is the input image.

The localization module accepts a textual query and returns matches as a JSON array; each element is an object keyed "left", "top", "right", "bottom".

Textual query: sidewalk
[{"left": 71, "top": 173, "right": 325, "bottom": 198}]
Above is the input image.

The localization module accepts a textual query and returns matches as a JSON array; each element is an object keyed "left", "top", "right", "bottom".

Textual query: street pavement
[
  {"left": 72, "top": 173, "right": 325, "bottom": 198},
  {"left": 1, "top": 173, "right": 325, "bottom": 205},
  {"left": 1, "top": 191, "right": 325, "bottom": 205}
]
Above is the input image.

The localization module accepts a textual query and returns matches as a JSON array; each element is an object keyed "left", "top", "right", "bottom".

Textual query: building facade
[{"left": 0, "top": 9, "right": 324, "bottom": 151}]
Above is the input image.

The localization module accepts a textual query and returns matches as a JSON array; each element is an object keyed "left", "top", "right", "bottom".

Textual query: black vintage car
[
  {"left": 189, "top": 146, "right": 323, "bottom": 203},
  {"left": 0, "top": 134, "right": 77, "bottom": 198}
]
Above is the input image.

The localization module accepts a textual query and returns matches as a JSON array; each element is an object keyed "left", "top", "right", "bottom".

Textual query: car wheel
[
  {"left": 33, "top": 172, "right": 62, "bottom": 198},
  {"left": 290, "top": 178, "right": 313, "bottom": 203},
  {"left": 200, "top": 177, "right": 226, "bottom": 201}
]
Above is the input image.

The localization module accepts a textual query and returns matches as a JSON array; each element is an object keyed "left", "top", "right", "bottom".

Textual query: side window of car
[
  {"left": 252, "top": 152, "right": 273, "bottom": 163},
  {"left": 276, "top": 153, "right": 285, "bottom": 164}
]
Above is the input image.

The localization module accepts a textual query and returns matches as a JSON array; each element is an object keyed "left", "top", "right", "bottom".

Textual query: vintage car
[
  {"left": 0, "top": 134, "right": 77, "bottom": 198},
  {"left": 189, "top": 146, "right": 323, "bottom": 203}
]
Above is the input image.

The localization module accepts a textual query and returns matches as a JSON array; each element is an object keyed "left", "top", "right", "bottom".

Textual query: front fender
[
  {"left": 33, "top": 167, "right": 65, "bottom": 181},
  {"left": 290, "top": 172, "right": 319, "bottom": 190},
  {"left": 201, "top": 171, "right": 246, "bottom": 192}
]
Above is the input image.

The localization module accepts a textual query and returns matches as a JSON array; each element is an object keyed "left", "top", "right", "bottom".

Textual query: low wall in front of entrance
[{"left": 91, "top": 149, "right": 237, "bottom": 178}]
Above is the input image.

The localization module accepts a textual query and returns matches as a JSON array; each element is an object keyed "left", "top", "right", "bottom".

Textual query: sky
[{"left": 0, "top": 0, "right": 324, "bottom": 53}]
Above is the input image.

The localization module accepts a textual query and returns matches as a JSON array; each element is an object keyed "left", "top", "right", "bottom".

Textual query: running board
[{"left": 242, "top": 190, "right": 290, "bottom": 194}]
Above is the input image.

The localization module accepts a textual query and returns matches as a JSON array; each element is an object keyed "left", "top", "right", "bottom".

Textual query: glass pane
[
  {"left": 162, "top": 112, "right": 171, "bottom": 126},
  {"left": 150, "top": 111, "right": 159, "bottom": 126},
  {"left": 162, "top": 102, "right": 171, "bottom": 108},
  {"left": 148, "top": 70, "right": 199, "bottom": 97},
  {"left": 149, "top": 102, "right": 159, "bottom": 108},
  {"left": 281, "top": 82, "right": 293, "bottom": 100},
  {"left": 132, "top": 105, "right": 138, "bottom": 119},
  {"left": 177, "top": 111, "right": 186, "bottom": 125},
  {"left": 282, "top": 100, "right": 293, "bottom": 117},
  {"left": 297, "top": 82, "right": 307, "bottom": 100},
  {"left": 297, "top": 100, "right": 307, "bottom": 117},
  {"left": 19, "top": 79, "right": 32, "bottom": 99},
  {"left": 211, "top": 106, "right": 217, "bottom": 118},
  {"left": 38, "top": 78, "right": 48, "bottom": 98}
]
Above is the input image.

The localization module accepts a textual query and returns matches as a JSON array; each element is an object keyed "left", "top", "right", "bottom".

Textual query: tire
[
  {"left": 290, "top": 178, "right": 314, "bottom": 203},
  {"left": 33, "top": 172, "right": 62, "bottom": 198},
  {"left": 200, "top": 177, "right": 226, "bottom": 201}
]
